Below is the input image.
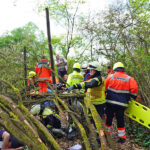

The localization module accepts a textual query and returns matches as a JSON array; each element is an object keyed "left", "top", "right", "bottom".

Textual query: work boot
[{"left": 118, "top": 138, "right": 126, "bottom": 143}]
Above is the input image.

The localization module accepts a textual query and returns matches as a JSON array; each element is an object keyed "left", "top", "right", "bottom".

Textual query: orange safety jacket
[
  {"left": 105, "top": 71, "right": 138, "bottom": 107},
  {"left": 35, "top": 59, "right": 52, "bottom": 81}
]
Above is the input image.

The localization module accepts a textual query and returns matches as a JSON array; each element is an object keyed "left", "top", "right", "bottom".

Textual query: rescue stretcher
[{"left": 125, "top": 100, "right": 150, "bottom": 129}]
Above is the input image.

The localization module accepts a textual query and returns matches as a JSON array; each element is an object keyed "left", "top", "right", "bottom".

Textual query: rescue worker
[
  {"left": 0, "top": 130, "right": 24, "bottom": 149},
  {"left": 66, "top": 63, "right": 83, "bottom": 88},
  {"left": 55, "top": 55, "right": 68, "bottom": 83},
  {"left": 35, "top": 56, "right": 52, "bottom": 93},
  {"left": 105, "top": 66, "right": 113, "bottom": 79},
  {"left": 30, "top": 104, "right": 66, "bottom": 137},
  {"left": 66, "top": 63, "right": 83, "bottom": 139},
  {"left": 66, "top": 63, "right": 84, "bottom": 115},
  {"left": 105, "top": 62, "right": 138, "bottom": 143},
  {"left": 27, "top": 71, "right": 36, "bottom": 87},
  {"left": 68, "top": 61, "right": 106, "bottom": 118},
  {"left": 81, "top": 64, "right": 91, "bottom": 81},
  {"left": 27, "top": 71, "right": 39, "bottom": 95}
]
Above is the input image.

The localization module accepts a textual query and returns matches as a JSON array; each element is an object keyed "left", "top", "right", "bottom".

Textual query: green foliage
[
  {"left": 67, "top": 57, "right": 76, "bottom": 74},
  {"left": 0, "top": 22, "right": 48, "bottom": 91},
  {"left": 39, "top": 0, "right": 88, "bottom": 59},
  {"left": 81, "top": 0, "right": 150, "bottom": 106},
  {"left": 126, "top": 120, "right": 150, "bottom": 148}
]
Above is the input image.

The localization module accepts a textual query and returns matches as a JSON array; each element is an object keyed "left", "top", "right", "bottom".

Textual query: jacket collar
[{"left": 41, "top": 59, "right": 47, "bottom": 62}]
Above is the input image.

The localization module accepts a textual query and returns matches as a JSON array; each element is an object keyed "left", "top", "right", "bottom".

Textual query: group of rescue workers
[
  {"left": 0, "top": 55, "right": 138, "bottom": 149},
  {"left": 27, "top": 55, "right": 138, "bottom": 143}
]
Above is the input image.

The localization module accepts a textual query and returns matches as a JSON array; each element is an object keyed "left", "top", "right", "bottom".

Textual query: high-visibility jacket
[
  {"left": 105, "top": 71, "right": 114, "bottom": 79},
  {"left": 66, "top": 71, "right": 83, "bottom": 88},
  {"left": 105, "top": 71, "right": 138, "bottom": 107},
  {"left": 86, "top": 76, "right": 106, "bottom": 105},
  {"left": 27, "top": 78, "right": 35, "bottom": 86},
  {"left": 35, "top": 59, "right": 52, "bottom": 81}
]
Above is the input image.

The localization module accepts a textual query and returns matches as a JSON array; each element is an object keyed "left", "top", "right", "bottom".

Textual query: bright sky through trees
[{"left": 0, "top": 0, "right": 109, "bottom": 36}]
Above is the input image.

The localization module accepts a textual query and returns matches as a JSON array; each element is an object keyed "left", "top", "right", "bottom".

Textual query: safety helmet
[
  {"left": 29, "top": 71, "right": 36, "bottom": 78},
  {"left": 113, "top": 62, "right": 124, "bottom": 70},
  {"left": 30, "top": 104, "right": 41, "bottom": 115},
  {"left": 73, "top": 63, "right": 81, "bottom": 69},
  {"left": 88, "top": 61, "right": 101, "bottom": 71},
  {"left": 81, "top": 64, "right": 88, "bottom": 70}
]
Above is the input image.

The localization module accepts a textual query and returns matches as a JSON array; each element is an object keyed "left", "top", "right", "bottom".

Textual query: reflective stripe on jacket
[
  {"left": 66, "top": 71, "right": 83, "bottom": 87},
  {"left": 86, "top": 76, "right": 106, "bottom": 105},
  {"left": 105, "top": 71, "right": 138, "bottom": 107},
  {"left": 35, "top": 59, "right": 52, "bottom": 81}
]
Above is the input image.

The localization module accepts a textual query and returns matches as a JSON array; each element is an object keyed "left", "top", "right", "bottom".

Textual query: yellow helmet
[
  {"left": 113, "top": 62, "right": 124, "bottom": 70},
  {"left": 29, "top": 71, "right": 36, "bottom": 78},
  {"left": 73, "top": 63, "right": 81, "bottom": 69}
]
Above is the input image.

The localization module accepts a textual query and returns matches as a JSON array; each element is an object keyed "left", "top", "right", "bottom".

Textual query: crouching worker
[
  {"left": 30, "top": 104, "right": 66, "bottom": 137},
  {"left": 0, "top": 130, "right": 24, "bottom": 150},
  {"left": 27, "top": 71, "right": 38, "bottom": 95}
]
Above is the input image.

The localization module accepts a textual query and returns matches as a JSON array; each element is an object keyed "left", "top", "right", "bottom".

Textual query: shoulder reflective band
[
  {"left": 110, "top": 74, "right": 130, "bottom": 82},
  {"left": 125, "top": 100, "right": 150, "bottom": 129}
]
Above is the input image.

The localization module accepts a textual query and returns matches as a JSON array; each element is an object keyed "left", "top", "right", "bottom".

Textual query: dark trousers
[
  {"left": 43, "top": 115, "right": 61, "bottom": 129},
  {"left": 58, "top": 70, "right": 67, "bottom": 83},
  {"left": 94, "top": 104, "right": 105, "bottom": 118},
  {"left": 105, "top": 103, "right": 126, "bottom": 128}
]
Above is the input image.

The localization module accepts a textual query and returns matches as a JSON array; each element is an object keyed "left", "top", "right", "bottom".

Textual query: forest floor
[
  {"left": 56, "top": 129, "right": 145, "bottom": 150},
  {"left": 57, "top": 115, "right": 146, "bottom": 150}
]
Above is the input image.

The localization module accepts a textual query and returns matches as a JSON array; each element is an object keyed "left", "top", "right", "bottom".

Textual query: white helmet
[
  {"left": 30, "top": 104, "right": 41, "bottom": 115},
  {"left": 88, "top": 61, "right": 101, "bottom": 71},
  {"left": 81, "top": 64, "right": 88, "bottom": 70}
]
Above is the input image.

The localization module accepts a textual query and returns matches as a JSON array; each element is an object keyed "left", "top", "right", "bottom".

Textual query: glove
[
  {"left": 74, "top": 83, "right": 82, "bottom": 89},
  {"left": 74, "top": 82, "right": 85, "bottom": 89},
  {"left": 67, "top": 86, "right": 75, "bottom": 93}
]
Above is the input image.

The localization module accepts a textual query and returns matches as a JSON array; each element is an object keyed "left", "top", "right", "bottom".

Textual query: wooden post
[
  {"left": 46, "top": 7, "right": 56, "bottom": 84},
  {"left": 24, "top": 46, "right": 27, "bottom": 86}
]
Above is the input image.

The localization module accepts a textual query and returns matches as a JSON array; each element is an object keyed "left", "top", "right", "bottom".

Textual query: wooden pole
[
  {"left": 24, "top": 46, "right": 27, "bottom": 86},
  {"left": 46, "top": 7, "right": 56, "bottom": 84}
]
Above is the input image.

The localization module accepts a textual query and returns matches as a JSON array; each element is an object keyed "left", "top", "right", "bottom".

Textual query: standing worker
[
  {"left": 81, "top": 64, "right": 91, "bottom": 81},
  {"left": 105, "top": 62, "right": 138, "bottom": 143},
  {"left": 105, "top": 66, "right": 113, "bottom": 79},
  {"left": 66, "top": 63, "right": 83, "bottom": 139},
  {"left": 55, "top": 55, "right": 68, "bottom": 83},
  {"left": 68, "top": 61, "right": 106, "bottom": 118},
  {"left": 66, "top": 63, "right": 83, "bottom": 88},
  {"left": 35, "top": 56, "right": 52, "bottom": 93}
]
